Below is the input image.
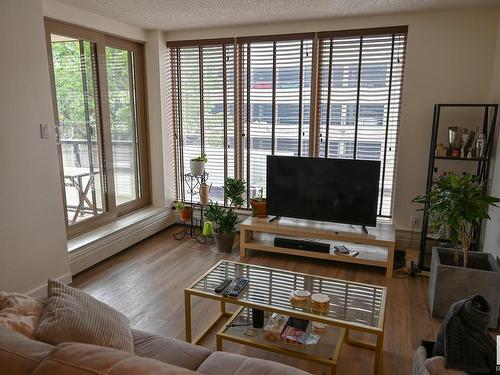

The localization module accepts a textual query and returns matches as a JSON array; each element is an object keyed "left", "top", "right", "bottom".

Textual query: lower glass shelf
[{"left": 217, "top": 306, "right": 345, "bottom": 368}]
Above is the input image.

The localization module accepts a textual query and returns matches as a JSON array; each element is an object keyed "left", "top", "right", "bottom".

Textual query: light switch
[{"left": 40, "top": 123, "right": 50, "bottom": 139}]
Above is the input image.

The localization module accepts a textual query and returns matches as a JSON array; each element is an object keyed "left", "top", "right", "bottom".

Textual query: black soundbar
[{"left": 274, "top": 237, "right": 330, "bottom": 253}]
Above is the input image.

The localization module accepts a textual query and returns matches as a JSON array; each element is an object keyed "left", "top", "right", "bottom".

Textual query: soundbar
[{"left": 274, "top": 237, "right": 330, "bottom": 253}]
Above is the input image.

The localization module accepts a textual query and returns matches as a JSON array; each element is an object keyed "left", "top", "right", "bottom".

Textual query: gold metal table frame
[{"left": 184, "top": 260, "right": 387, "bottom": 375}]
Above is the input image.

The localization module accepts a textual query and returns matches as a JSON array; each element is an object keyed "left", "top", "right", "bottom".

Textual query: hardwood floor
[{"left": 72, "top": 225, "right": 441, "bottom": 375}]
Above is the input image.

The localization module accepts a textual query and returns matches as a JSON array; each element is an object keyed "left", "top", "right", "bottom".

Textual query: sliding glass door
[
  {"left": 46, "top": 20, "right": 149, "bottom": 237},
  {"left": 105, "top": 45, "right": 141, "bottom": 206},
  {"left": 49, "top": 34, "right": 107, "bottom": 225}
]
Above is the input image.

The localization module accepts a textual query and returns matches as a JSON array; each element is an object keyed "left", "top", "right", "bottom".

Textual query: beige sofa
[{"left": 0, "top": 326, "right": 309, "bottom": 374}]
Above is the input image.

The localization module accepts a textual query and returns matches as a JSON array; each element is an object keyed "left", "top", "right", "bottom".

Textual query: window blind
[
  {"left": 168, "top": 27, "right": 407, "bottom": 219},
  {"left": 169, "top": 40, "right": 235, "bottom": 204},
  {"left": 240, "top": 34, "right": 313, "bottom": 204},
  {"left": 316, "top": 27, "right": 407, "bottom": 217}
]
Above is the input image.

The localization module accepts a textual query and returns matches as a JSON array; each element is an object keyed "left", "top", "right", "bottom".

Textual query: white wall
[
  {"left": 42, "top": 0, "right": 147, "bottom": 42},
  {"left": 166, "top": 8, "right": 500, "bottom": 231},
  {"left": 484, "top": 13, "right": 500, "bottom": 261},
  {"left": 0, "top": 0, "right": 71, "bottom": 294},
  {"left": 145, "top": 30, "right": 177, "bottom": 209}
]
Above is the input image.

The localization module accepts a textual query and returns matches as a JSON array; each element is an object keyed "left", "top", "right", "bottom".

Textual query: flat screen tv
[{"left": 266, "top": 156, "right": 380, "bottom": 227}]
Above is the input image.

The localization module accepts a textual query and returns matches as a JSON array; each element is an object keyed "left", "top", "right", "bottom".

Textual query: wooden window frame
[{"left": 45, "top": 19, "right": 150, "bottom": 238}]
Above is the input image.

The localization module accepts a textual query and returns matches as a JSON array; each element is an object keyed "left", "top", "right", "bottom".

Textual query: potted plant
[
  {"left": 190, "top": 154, "right": 207, "bottom": 176},
  {"left": 176, "top": 202, "right": 192, "bottom": 221},
  {"left": 413, "top": 173, "right": 500, "bottom": 327},
  {"left": 250, "top": 188, "right": 267, "bottom": 218},
  {"left": 204, "top": 178, "right": 245, "bottom": 252}
]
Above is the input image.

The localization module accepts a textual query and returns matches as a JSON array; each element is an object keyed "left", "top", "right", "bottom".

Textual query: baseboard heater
[{"left": 274, "top": 237, "right": 330, "bottom": 253}]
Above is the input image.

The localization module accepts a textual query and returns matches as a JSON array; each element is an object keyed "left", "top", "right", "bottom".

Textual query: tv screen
[{"left": 266, "top": 156, "right": 380, "bottom": 227}]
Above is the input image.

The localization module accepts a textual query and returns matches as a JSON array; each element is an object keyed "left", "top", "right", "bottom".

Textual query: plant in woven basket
[{"left": 413, "top": 173, "right": 499, "bottom": 267}]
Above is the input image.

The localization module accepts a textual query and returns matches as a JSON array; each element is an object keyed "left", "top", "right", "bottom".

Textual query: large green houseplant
[
  {"left": 205, "top": 178, "right": 245, "bottom": 252},
  {"left": 413, "top": 172, "right": 500, "bottom": 328},
  {"left": 413, "top": 173, "right": 499, "bottom": 267}
]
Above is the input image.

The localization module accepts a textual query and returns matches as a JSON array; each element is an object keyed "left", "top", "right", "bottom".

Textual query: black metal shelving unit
[{"left": 418, "top": 103, "right": 498, "bottom": 271}]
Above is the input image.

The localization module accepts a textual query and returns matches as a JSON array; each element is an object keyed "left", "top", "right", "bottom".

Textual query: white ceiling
[{"left": 54, "top": 0, "right": 499, "bottom": 31}]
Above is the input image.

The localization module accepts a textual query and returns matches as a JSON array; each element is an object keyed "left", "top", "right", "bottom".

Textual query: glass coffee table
[{"left": 184, "top": 260, "right": 387, "bottom": 375}]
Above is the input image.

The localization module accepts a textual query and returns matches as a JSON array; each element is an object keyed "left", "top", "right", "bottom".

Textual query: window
[
  {"left": 317, "top": 28, "right": 407, "bottom": 216},
  {"left": 241, "top": 35, "right": 313, "bottom": 201},
  {"left": 46, "top": 20, "right": 149, "bottom": 237},
  {"left": 170, "top": 40, "right": 235, "bottom": 204},
  {"left": 169, "top": 26, "right": 407, "bottom": 218}
]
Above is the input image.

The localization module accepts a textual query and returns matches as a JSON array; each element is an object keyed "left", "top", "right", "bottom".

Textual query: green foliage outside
[{"left": 51, "top": 41, "right": 134, "bottom": 142}]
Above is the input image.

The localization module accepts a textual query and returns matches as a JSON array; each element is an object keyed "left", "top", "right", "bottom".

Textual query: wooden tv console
[{"left": 239, "top": 216, "right": 396, "bottom": 277}]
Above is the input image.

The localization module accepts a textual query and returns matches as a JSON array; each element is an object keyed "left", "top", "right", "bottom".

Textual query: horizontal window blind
[
  {"left": 316, "top": 28, "right": 407, "bottom": 217},
  {"left": 170, "top": 42, "right": 235, "bottom": 204},
  {"left": 168, "top": 27, "right": 407, "bottom": 219},
  {"left": 241, "top": 36, "right": 313, "bottom": 204}
]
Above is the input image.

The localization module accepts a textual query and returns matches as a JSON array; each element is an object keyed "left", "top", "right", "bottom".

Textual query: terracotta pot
[
  {"left": 250, "top": 199, "right": 267, "bottom": 218},
  {"left": 178, "top": 206, "right": 192, "bottom": 221},
  {"left": 190, "top": 160, "right": 205, "bottom": 176},
  {"left": 213, "top": 232, "right": 235, "bottom": 253}
]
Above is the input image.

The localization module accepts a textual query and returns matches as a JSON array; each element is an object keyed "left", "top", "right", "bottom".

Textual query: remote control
[
  {"left": 215, "top": 278, "right": 233, "bottom": 294},
  {"left": 334, "top": 245, "right": 349, "bottom": 254},
  {"left": 223, "top": 278, "right": 249, "bottom": 297}
]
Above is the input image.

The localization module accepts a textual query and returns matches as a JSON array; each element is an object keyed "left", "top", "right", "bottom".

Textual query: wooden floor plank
[{"left": 72, "top": 226, "right": 440, "bottom": 375}]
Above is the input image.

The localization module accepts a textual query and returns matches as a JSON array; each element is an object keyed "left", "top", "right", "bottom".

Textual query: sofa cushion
[
  {"left": 133, "top": 329, "right": 212, "bottom": 370},
  {"left": 35, "top": 279, "right": 134, "bottom": 352},
  {"left": 0, "top": 292, "right": 44, "bottom": 339},
  {"left": 31, "top": 342, "right": 199, "bottom": 375},
  {"left": 197, "top": 351, "right": 310, "bottom": 375},
  {"left": 0, "top": 327, "right": 53, "bottom": 375}
]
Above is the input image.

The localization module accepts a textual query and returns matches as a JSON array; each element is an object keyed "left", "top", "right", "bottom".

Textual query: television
[{"left": 266, "top": 155, "right": 380, "bottom": 227}]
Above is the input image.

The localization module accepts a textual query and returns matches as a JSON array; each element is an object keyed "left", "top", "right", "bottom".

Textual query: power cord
[{"left": 227, "top": 323, "right": 253, "bottom": 328}]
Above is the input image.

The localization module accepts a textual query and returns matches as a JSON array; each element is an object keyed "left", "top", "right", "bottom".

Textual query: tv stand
[
  {"left": 361, "top": 225, "right": 368, "bottom": 234},
  {"left": 240, "top": 216, "right": 395, "bottom": 277}
]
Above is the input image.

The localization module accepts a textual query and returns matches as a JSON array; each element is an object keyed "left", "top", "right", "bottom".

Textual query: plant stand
[{"left": 174, "top": 172, "right": 209, "bottom": 244}]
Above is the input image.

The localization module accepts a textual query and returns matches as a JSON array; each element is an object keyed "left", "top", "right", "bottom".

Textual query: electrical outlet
[{"left": 410, "top": 215, "right": 421, "bottom": 230}]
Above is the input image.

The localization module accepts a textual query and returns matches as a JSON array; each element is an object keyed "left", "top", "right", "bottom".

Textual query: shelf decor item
[
  {"left": 249, "top": 188, "right": 267, "bottom": 218},
  {"left": 205, "top": 178, "right": 245, "bottom": 252},
  {"left": 447, "top": 126, "right": 461, "bottom": 156},
  {"left": 413, "top": 173, "right": 500, "bottom": 328},
  {"left": 190, "top": 154, "right": 207, "bottom": 176}
]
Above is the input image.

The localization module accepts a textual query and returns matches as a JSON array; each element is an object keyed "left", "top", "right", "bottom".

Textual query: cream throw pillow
[{"left": 35, "top": 279, "right": 133, "bottom": 352}]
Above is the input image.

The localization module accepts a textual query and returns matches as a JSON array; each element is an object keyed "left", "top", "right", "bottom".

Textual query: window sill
[
  {"left": 67, "top": 206, "right": 175, "bottom": 274},
  {"left": 67, "top": 207, "right": 166, "bottom": 252}
]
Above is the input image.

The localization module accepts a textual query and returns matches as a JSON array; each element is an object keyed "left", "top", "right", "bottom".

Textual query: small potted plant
[
  {"left": 413, "top": 173, "right": 500, "bottom": 327},
  {"left": 204, "top": 178, "right": 245, "bottom": 252},
  {"left": 190, "top": 154, "right": 207, "bottom": 176},
  {"left": 176, "top": 202, "right": 192, "bottom": 221},
  {"left": 250, "top": 187, "right": 267, "bottom": 218}
]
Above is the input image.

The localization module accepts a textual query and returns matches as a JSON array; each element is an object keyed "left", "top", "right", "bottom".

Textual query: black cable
[{"left": 227, "top": 323, "right": 253, "bottom": 328}]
